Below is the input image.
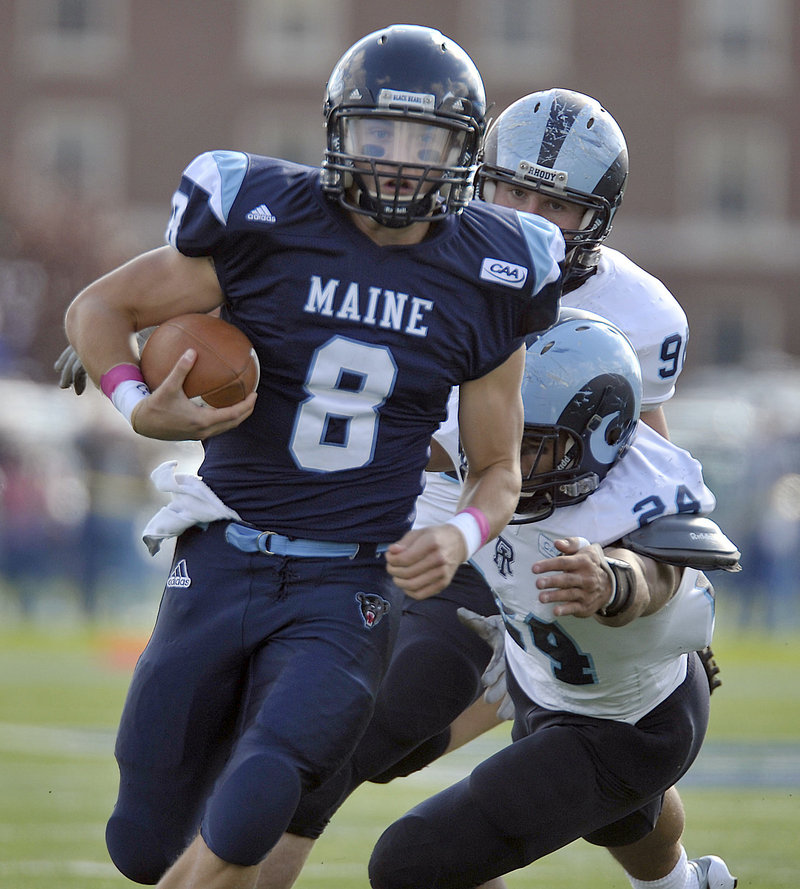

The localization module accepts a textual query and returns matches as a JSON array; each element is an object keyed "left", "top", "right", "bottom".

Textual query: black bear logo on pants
[{"left": 356, "top": 592, "right": 390, "bottom": 628}]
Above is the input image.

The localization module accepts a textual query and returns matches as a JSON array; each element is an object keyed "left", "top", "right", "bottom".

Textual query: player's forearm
[
  {"left": 65, "top": 289, "right": 142, "bottom": 387},
  {"left": 66, "top": 247, "right": 223, "bottom": 384},
  {"left": 596, "top": 546, "right": 681, "bottom": 626},
  {"left": 455, "top": 460, "right": 521, "bottom": 542}
]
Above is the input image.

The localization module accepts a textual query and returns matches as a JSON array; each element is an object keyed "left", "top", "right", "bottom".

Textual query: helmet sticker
[{"left": 378, "top": 89, "right": 436, "bottom": 111}]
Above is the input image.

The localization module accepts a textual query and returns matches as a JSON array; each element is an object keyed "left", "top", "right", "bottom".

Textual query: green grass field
[{"left": 0, "top": 615, "right": 797, "bottom": 888}]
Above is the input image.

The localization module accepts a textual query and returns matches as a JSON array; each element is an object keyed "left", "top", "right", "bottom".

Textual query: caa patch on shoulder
[{"left": 480, "top": 257, "right": 528, "bottom": 289}]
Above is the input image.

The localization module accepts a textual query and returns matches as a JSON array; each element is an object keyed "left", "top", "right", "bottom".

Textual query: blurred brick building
[{"left": 1, "top": 0, "right": 799, "bottom": 380}]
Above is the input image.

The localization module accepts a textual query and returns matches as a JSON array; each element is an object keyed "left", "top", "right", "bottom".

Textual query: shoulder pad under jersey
[{"left": 620, "top": 514, "right": 741, "bottom": 572}]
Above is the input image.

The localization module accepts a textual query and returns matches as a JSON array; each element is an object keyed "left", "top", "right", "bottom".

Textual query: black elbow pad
[{"left": 620, "top": 514, "right": 741, "bottom": 572}]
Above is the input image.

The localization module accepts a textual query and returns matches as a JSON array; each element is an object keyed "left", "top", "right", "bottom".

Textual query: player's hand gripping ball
[{"left": 140, "top": 314, "right": 260, "bottom": 407}]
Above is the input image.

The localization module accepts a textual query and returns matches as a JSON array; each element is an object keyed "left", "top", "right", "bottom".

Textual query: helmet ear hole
[
  {"left": 478, "top": 178, "right": 496, "bottom": 203},
  {"left": 579, "top": 208, "right": 596, "bottom": 232}
]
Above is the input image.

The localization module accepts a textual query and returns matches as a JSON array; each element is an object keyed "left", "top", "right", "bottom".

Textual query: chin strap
[{"left": 561, "top": 246, "right": 601, "bottom": 293}]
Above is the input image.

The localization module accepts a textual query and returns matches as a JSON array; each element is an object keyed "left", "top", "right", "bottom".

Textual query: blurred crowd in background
[
  {"left": 664, "top": 363, "right": 800, "bottom": 632},
  {"left": 0, "top": 375, "right": 205, "bottom": 626},
  {"left": 0, "top": 166, "right": 182, "bottom": 627}
]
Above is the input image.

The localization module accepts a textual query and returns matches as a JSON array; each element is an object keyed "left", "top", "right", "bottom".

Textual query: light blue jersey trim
[
  {"left": 182, "top": 150, "right": 249, "bottom": 225},
  {"left": 516, "top": 212, "right": 564, "bottom": 291},
  {"left": 434, "top": 471, "right": 461, "bottom": 485}
]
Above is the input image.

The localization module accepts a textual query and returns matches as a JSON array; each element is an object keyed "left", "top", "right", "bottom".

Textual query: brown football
[{"left": 139, "top": 314, "right": 259, "bottom": 407}]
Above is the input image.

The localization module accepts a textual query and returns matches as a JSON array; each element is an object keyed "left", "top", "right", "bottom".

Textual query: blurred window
[
  {"left": 469, "top": 0, "right": 571, "bottom": 85},
  {"left": 239, "top": 0, "right": 346, "bottom": 80},
  {"left": 235, "top": 104, "right": 323, "bottom": 167},
  {"left": 683, "top": 0, "right": 791, "bottom": 90},
  {"left": 15, "top": 101, "right": 126, "bottom": 198},
  {"left": 15, "top": 0, "right": 129, "bottom": 77},
  {"left": 680, "top": 118, "right": 787, "bottom": 222},
  {"left": 687, "top": 285, "right": 782, "bottom": 366}
]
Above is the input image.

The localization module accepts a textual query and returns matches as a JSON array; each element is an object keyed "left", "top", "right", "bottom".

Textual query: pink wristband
[
  {"left": 460, "top": 507, "right": 491, "bottom": 547},
  {"left": 100, "top": 363, "right": 146, "bottom": 399}
]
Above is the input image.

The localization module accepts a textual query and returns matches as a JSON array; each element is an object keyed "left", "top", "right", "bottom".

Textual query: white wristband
[
  {"left": 111, "top": 379, "right": 151, "bottom": 424},
  {"left": 445, "top": 511, "right": 484, "bottom": 560}
]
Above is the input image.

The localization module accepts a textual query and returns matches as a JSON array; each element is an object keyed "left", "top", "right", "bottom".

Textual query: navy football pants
[
  {"left": 368, "top": 651, "right": 710, "bottom": 889},
  {"left": 287, "top": 562, "right": 497, "bottom": 838},
  {"left": 105, "top": 522, "right": 402, "bottom": 884}
]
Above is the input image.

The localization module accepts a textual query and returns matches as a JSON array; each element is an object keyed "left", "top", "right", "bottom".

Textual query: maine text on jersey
[{"left": 304, "top": 276, "right": 433, "bottom": 337}]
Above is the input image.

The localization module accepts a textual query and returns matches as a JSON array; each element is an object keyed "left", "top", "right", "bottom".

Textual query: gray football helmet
[{"left": 477, "top": 89, "right": 628, "bottom": 289}]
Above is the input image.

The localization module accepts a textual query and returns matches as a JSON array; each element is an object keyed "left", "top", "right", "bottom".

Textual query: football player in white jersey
[
  {"left": 411, "top": 86, "right": 693, "bottom": 749},
  {"left": 247, "top": 91, "right": 730, "bottom": 889},
  {"left": 368, "top": 311, "right": 738, "bottom": 889},
  {"left": 478, "top": 87, "right": 688, "bottom": 435}
]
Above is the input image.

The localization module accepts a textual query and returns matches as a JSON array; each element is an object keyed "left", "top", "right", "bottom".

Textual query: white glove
[{"left": 457, "top": 607, "right": 515, "bottom": 721}]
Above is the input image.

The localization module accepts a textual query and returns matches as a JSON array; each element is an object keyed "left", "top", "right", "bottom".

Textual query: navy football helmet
[
  {"left": 323, "top": 24, "right": 486, "bottom": 227},
  {"left": 513, "top": 308, "right": 642, "bottom": 523},
  {"left": 477, "top": 89, "right": 628, "bottom": 289}
]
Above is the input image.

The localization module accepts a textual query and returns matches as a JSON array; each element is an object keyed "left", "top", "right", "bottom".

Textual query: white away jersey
[
  {"left": 471, "top": 423, "right": 717, "bottom": 723},
  {"left": 565, "top": 247, "right": 689, "bottom": 408}
]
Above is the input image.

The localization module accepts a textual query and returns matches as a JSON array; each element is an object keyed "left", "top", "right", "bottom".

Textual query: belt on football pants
[{"left": 224, "top": 522, "right": 390, "bottom": 559}]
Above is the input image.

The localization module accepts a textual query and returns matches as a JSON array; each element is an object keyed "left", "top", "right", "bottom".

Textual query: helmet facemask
[
  {"left": 322, "top": 26, "right": 486, "bottom": 229},
  {"left": 511, "top": 426, "right": 599, "bottom": 524},
  {"left": 327, "top": 107, "right": 478, "bottom": 228},
  {"left": 477, "top": 163, "right": 613, "bottom": 289}
]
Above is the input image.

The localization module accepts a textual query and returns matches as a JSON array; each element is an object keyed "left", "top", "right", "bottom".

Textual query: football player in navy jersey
[{"left": 64, "top": 24, "right": 563, "bottom": 889}]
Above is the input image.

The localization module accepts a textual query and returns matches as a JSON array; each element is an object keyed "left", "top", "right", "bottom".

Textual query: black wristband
[{"left": 597, "top": 558, "right": 635, "bottom": 617}]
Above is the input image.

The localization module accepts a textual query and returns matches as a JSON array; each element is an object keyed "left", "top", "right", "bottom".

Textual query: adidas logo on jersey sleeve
[
  {"left": 246, "top": 204, "right": 276, "bottom": 223},
  {"left": 166, "top": 559, "right": 192, "bottom": 588}
]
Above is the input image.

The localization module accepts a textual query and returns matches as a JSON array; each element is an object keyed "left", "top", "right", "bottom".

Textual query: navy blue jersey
[{"left": 165, "top": 151, "right": 563, "bottom": 540}]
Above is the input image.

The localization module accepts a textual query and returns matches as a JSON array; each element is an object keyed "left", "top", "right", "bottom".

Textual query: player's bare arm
[
  {"left": 65, "top": 245, "right": 223, "bottom": 383},
  {"left": 532, "top": 537, "right": 681, "bottom": 624},
  {"left": 130, "top": 351, "right": 256, "bottom": 441},
  {"left": 386, "top": 346, "right": 525, "bottom": 600},
  {"left": 456, "top": 343, "right": 526, "bottom": 532},
  {"left": 640, "top": 404, "right": 670, "bottom": 439},
  {"left": 65, "top": 246, "right": 254, "bottom": 440}
]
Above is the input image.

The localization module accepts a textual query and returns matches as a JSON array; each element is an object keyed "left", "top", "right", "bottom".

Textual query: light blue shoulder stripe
[
  {"left": 516, "top": 211, "right": 565, "bottom": 291},
  {"left": 182, "top": 150, "right": 249, "bottom": 225}
]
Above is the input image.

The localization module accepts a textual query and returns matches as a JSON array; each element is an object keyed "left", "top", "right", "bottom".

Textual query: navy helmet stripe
[{"left": 536, "top": 93, "right": 585, "bottom": 168}]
